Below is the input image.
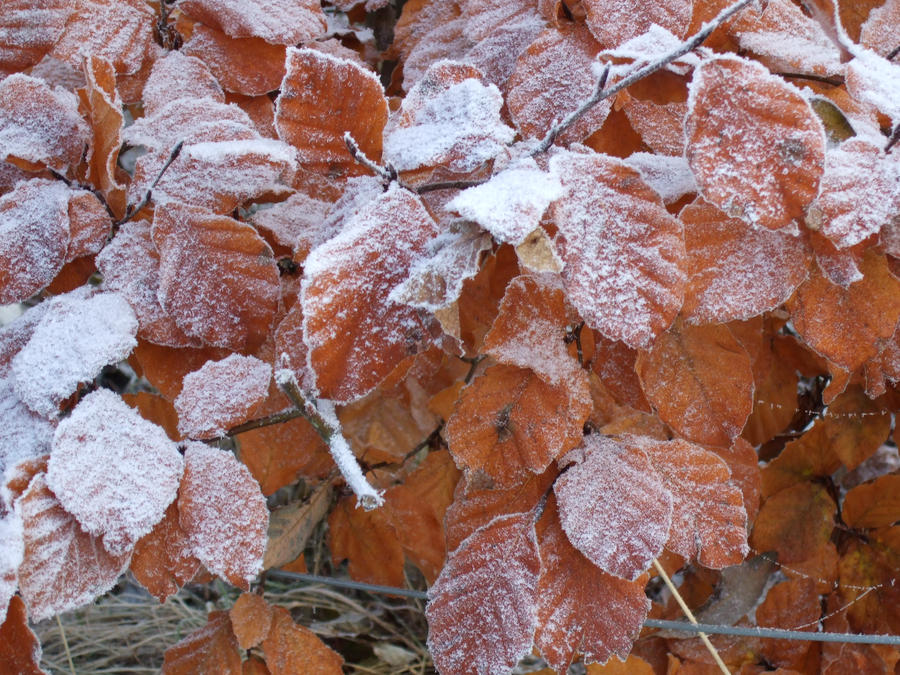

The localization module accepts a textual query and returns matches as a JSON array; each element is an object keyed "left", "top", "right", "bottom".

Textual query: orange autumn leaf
[
  {"left": 142, "top": 50, "right": 225, "bottom": 116},
  {"left": 0, "top": 0, "right": 74, "bottom": 74},
  {"left": 445, "top": 364, "right": 591, "bottom": 487},
  {"left": 327, "top": 494, "right": 406, "bottom": 588},
  {"left": 750, "top": 481, "right": 836, "bottom": 564},
  {"left": 583, "top": 0, "right": 691, "bottom": 47},
  {"left": 685, "top": 56, "right": 826, "bottom": 230},
  {"left": 535, "top": 495, "right": 649, "bottom": 672},
  {"left": 230, "top": 592, "right": 274, "bottom": 650},
  {"left": 786, "top": 249, "right": 900, "bottom": 371},
  {"left": 131, "top": 501, "right": 201, "bottom": 603},
  {"left": 65, "top": 191, "right": 111, "bottom": 262},
  {"left": 838, "top": 527, "right": 900, "bottom": 635},
  {"left": 636, "top": 321, "right": 754, "bottom": 447},
  {"left": 710, "top": 437, "right": 762, "bottom": 526},
  {"left": 262, "top": 606, "right": 343, "bottom": 675},
  {"left": 130, "top": 340, "right": 229, "bottom": 401},
  {"left": 301, "top": 184, "right": 439, "bottom": 402},
  {"left": 0, "top": 596, "right": 45, "bottom": 675},
  {"left": 756, "top": 578, "right": 820, "bottom": 669},
  {"left": 275, "top": 47, "right": 388, "bottom": 176},
  {"left": 842, "top": 475, "right": 900, "bottom": 530},
  {"left": 151, "top": 204, "right": 281, "bottom": 353},
  {"left": 161, "top": 610, "right": 242, "bottom": 675},
  {"left": 178, "top": 0, "right": 326, "bottom": 45}
]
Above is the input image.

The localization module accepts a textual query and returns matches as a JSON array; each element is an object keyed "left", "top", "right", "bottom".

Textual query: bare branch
[
  {"left": 532, "top": 0, "right": 757, "bottom": 155},
  {"left": 344, "top": 131, "right": 395, "bottom": 184},
  {"left": 415, "top": 179, "right": 486, "bottom": 194},
  {"left": 117, "top": 139, "right": 184, "bottom": 226}
]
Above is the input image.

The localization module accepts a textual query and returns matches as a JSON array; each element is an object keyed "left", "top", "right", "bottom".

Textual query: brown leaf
[
  {"left": 750, "top": 481, "right": 836, "bottom": 564},
  {"left": 178, "top": 0, "right": 326, "bottom": 45},
  {"left": 161, "top": 610, "right": 242, "bottom": 674},
  {"left": 787, "top": 249, "right": 900, "bottom": 370},
  {"left": 535, "top": 495, "right": 649, "bottom": 671},
  {"left": 555, "top": 435, "right": 672, "bottom": 580},
  {"left": 685, "top": 56, "right": 826, "bottom": 230},
  {"left": 130, "top": 340, "right": 229, "bottom": 401},
  {"left": 142, "top": 50, "right": 225, "bottom": 116},
  {"left": 152, "top": 204, "right": 281, "bottom": 353},
  {"left": 549, "top": 149, "right": 687, "bottom": 349},
  {"left": 264, "top": 481, "right": 333, "bottom": 571},
  {"left": 0, "top": 0, "right": 74, "bottom": 74},
  {"left": 842, "top": 475, "right": 900, "bottom": 530},
  {"left": 756, "top": 579, "right": 820, "bottom": 669},
  {"left": 710, "top": 438, "right": 761, "bottom": 526},
  {"left": 445, "top": 364, "right": 591, "bottom": 487},
  {"left": 131, "top": 501, "right": 201, "bottom": 603},
  {"left": 426, "top": 512, "right": 540, "bottom": 675},
  {"left": 327, "top": 494, "right": 405, "bottom": 587},
  {"left": 275, "top": 47, "right": 388, "bottom": 176},
  {"left": 122, "top": 391, "right": 181, "bottom": 441},
  {"left": 838, "top": 527, "right": 900, "bottom": 635},
  {"left": 65, "top": 191, "right": 112, "bottom": 262},
  {"left": 262, "top": 606, "right": 343, "bottom": 675},
  {"left": 636, "top": 321, "right": 754, "bottom": 447},
  {"left": 15, "top": 473, "right": 130, "bottom": 621},
  {"left": 179, "top": 443, "right": 269, "bottom": 589},
  {"left": 0, "top": 596, "right": 46, "bottom": 675},
  {"left": 230, "top": 593, "right": 273, "bottom": 650},
  {"left": 302, "top": 184, "right": 439, "bottom": 402},
  {"left": 590, "top": 333, "right": 651, "bottom": 412}
]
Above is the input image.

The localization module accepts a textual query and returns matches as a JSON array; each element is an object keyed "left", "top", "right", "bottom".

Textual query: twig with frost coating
[
  {"left": 532, "top": 0, "right": 758, "bottom": 155},
  {"left": 275, "top": 369, "right": 384, "bottom": 509},
  {"left": 344, "top": 131, "right": 396, "bottom": 185}
]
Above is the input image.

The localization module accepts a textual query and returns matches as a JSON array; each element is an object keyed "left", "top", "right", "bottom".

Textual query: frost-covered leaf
[
  {"left": 47, "top": 389, "right": 183, "bottom": 555},
  {"left": 80, "top": 55, "right": 126, "bottom": 217},
  {"left": 786, "top": 249, "right": 900, "bottom": 370},
  {"left": 0, "top": 178, "right": 71, "bottom": 304},
  {"left": 383, "top": 60, "right": 514, "bottom": 174},
  {"left": 686, "top": 55, "right": 826, "bottom": 230},
  {"left": 635, "top": 320, "right": 754, "bottom": 446},
  {"left": 175, "top": 354, "right": 271, "bottom": 439},
  {"left": 263, "top": 605, "right": 344, "bottom": 675},
  {"left": 860, "top": 0, "right": 900, "bottom": 58},
  {"left": 549, "top": 149, "right": 687, "bottom": 349},
  {"left": 302, "top": 184, "right": 440, "bottom": 402},
  {"left": 276, "top": 47, "right": 388, "bottom": 176},
  {"left": 845, "top": 48, "right": 900, "bottom": 125},
  {"left": 627, "top": 436, "right": 748, "bottom": 567},
  {"left": 0, "top": 0, "right": 74, "bottom": 74},
  {"left": 446, "top": 364, "right": 591, "bottom": 487},
  {"left": 50, "top": 0, "right": 153, "bottom": 75},
  {"left": 131, "top": 501, "right": 201, "bottom": 603},
  {"left": 97, "top": 219, "right": 197, "bottom": 348},
  {"left": 426, "top": 512, "right": 540, "bottom": 675},
  {"left": 161, "top": 610, "right": 242, "bottom": 675},
  {"left": 445, "top": 158, "right": 564, "bottom": 245},
  {"left": 179, "top": 443, "right": 268, "bottom": 589},
  {"left": 506, "top": 25, "right": 610, "bottom": 145},
  {"left": 249, "top": 191, "right": 333, "bottom": 251},
  {"left": 15, "top": 472, "right": 130, "bottom": 621},
  {"left": 122, "top": 97, "right": 258, "bottom": 151},
  {"left": 0, "top": 73, "right": 89, "bottom": 169},
  {"left": 229, "top": 593, "right": 272, "bottom": 650},
  {"left": 681, "top": 199, "right": 810, "bottom": 324},
  {"left": 65, "top": 191, "right": 112, "bottom": 262},
  {"left": 583, "top": 0, "right": 691, "bottom": 47},
  {"left": 0, "top": 595, "right": 45, "bottom": 675},
  {"left": 807, "top": 139, "right": 900, "bottom": 249},
  {"left": 535, "top": 495, "right": 649, "bottom": 671},
  {"left": 142, "top": 50, "right": 225, "bottom": 115},
  {"left": 327, "top": 494, "right": 405, "bottom": 587},
  {"left": 554, "top": 435, "right": 672, "bottom": 580},
  {"left": 623, "top": 153, "right": 697, "bottom": 204},
  {"left": 0, "top": 508, "right": 23, "bottom": 625},
  {"left": 179, "top": 0, "right": 325, "bottom": 44},
  {"left": 151, "top": 204, "right": 280, "bottom": 352},
  {"left": 12, "top": 290, "right": 138, "bottom": 417}
]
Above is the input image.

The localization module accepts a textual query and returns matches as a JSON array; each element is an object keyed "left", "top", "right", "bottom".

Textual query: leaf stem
[
  {"left": 652, "top": 558, "right": 731, "bottom": 674},
  {"left": 343, "top": 132, "right": 396, "bottom": 185},
  {"left": 117, "top": 139, "right": 184, "bottom": 226}
]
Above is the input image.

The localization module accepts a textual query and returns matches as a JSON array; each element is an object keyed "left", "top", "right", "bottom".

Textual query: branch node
[{"left": 344, "top": 131, "right": 394, "bottom": 185}]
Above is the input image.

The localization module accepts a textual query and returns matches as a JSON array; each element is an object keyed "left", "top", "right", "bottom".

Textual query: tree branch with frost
[
  {"left": 275, "top": 369, "right": 384, "bottom": 509},
  {"left": 118, "top": 139, "right": 185, "bottom": 226},
  {"left": 531, "top": 0, "right": 758, "bottom": 155},
  {"left": 344, "top": 132, "right": 396, "bottom": 185}
]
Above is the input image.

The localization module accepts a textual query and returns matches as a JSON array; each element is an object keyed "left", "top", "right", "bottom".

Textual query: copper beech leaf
[
  {"left": 426, "top": 512, "right": 541, "bottom": 675},
  {"left": 161, "top": 610, "right": 242, "bottom": 675},
  {"left": 229, "top": 593, "right": 273, "bottom": 650},
  {"left": 142, "top": 50, "right": 225, "bottom": 116},
  {"left": 555, "top": 435, "right": 672, "bottom": 580},
  {"left": 178, "top": 0, "right": 326, "bottom": 45},
  {"left": 301, "top": 184, "right": 440, "bottom": 402},
  {"left": 445, "top": 364, "right": 591, "bottom": 487},
  {"left": 535, "top": 495, "right": 650, "bottom": 672},
  {"left": 151, "top": 204, "right": 281, "bottom": 353},
  {"left": 0, "top": 596, "right": 45, "bottom": 675},
  {"left": 0, "top": 507, "right": 23, "bottom": 624},
  {"left": 636, "top": 320, "right": 754, "bottom": 447},
  {"left": 681, "top": 199, "right": 811, "bottom": 324},
  {"left": 750, "top": 481, "right": 836, "bottom": 564},
  {"left": 583, "top": 0, "right": 691, "bottom": 47},
  {"left": 179, "top": 443, "right": 269, "bottom": 590},
  {"left": 685, "top": 55, "right": 826, "bottom": 230},
  {"left": 131, "top": 502, "right": 201, "bottom": 603},
  {"left": 788, "top": 249, "right": 900, "bottom": 371},
  {"left": 47, "top": 389, "right": 183, "bottom": 556},
  {"left": 842, "top": 475, "right": 900, "bottom": 530},
  {"left": 14, "top": 473, "right": 130, "bottom": 621},
  {"left": 627, "top": 436, "right": 749, "bottom": 568},
  {"left": 549, "top": 149, "right": 687, "bottom": 349},
  {"left": 327, "top": 494, "right": 405, "bottom": 588},
  {"left": 0, "top": 0, "right": 74, "bottom": 74},
  {"left": 262, "top": 606, "right": 344, "bottom": 675},
  {"left": 275, "top": 47, "right": 388, "bottom": 176},
  {"left": 175, "top": 354, "right": 271, "bottom": 439}
]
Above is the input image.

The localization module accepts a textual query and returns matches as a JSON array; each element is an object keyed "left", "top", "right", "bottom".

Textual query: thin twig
[
  {"left": 888, "top": 45, "right": 900, "bottom": 61},
  {"left": 415, "top": 180, "right": 486, "bottom": 194},
  {"left": 886, "top": 125, "right": 900, "bottom": 154},
  {"left": 652, "top": 558, "right": 731, "bottom": 675},
  {"left": 223, "top": 407, "right": 307, "bottom": 437},
  {"left": 344, "top": 132, "right": 395, "bottom": 184},
  {"left": 777, "top": 72, "right": 844, "bottom": 86},
  {"left": 564, "top": 322, "right": 585, "bottom": 367},
  {"left": 459, "top": 354, "right": 485, "bottom": 384},
  {"left": 48, "top": 169, "right": 117, "bottom": 220},
  {"left": 532, "top": 0, "right": 757, "bottom": 155},
  {"left": 56, "top": 614, "right": 77, "bottom": 675},
  {"left": 275, "top": 369, "right": 384, "bottom": 509},
  {"left": 117, "top": 140, "right": 184, "bottom": 226}
]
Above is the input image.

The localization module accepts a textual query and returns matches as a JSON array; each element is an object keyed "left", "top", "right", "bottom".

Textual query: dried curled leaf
[
  {"left": 0, "top": 596, "right": 45, "bottom": 675},
  {"left": 427, "top": 512, "right": 540, "bottom": 675},
  {"left": 302, "top": 184, "right": 440, "bottom": 402},
  {"left": 161, "top": 610, "right": 242, "bottom": 675},
  {"left": 686, "top": 55, "right": 826, "bottom": 230},
  {"left": 262, "top": 605, "right": 344, "bottom": 675}
]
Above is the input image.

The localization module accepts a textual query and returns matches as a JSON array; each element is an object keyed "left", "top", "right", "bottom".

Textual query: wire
[{"left": 266, "top": 571, "right": 900, "bottom": 646}]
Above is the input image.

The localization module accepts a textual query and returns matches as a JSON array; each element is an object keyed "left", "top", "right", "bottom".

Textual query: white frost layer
[
  {"left": 12, "top": 290, "right": 138, "bottom": 417},
  {"left": 384, "top": 74, "right": 515, "bottom": 172},
  {"left": 0, "top": 377, "right": 54, "bottom": 475},
  {"left": 445, "top": 158, "right": 564, "bottom": 245},
  {"left": 0, "top": 507, "right": 23, "bottom": 624}
]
